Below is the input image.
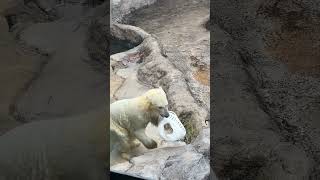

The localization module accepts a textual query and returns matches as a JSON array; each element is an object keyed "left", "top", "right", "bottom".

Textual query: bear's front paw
[
  {"left": 130, "top": 140, "right": 141, "bottom": 149},
  {"left": 145, "top": 140, "right": 157, "bottom": 149},
  {"left": 121, "top": 153, "right": 131, "bottom": 161}
]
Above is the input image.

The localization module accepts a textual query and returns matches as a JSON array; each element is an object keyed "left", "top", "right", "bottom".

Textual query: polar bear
[{"left": 110, "top": 87, "right": 169, "bottom": 165}]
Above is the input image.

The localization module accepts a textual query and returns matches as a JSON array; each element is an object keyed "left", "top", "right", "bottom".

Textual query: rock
[
  {"left": 192, "top": 128, "right": 209, "bottom": 157},
  {"left": 160, "top": 151, "right": 210, "bottom": 180},
  {"left": 114, "top": 69, "right": 150, "bottom": 100},
  {"left": 110, "top": 73, "right": 124, "bottom": 100},
  {"left": 111, "top": 0, "right": 157, "bottom": 23},
  {"left": 111, "top": 145, "right": 210, "bottom": 180}
]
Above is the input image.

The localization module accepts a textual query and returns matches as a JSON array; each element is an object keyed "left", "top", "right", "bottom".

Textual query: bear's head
[{"left": 143, "top": 87, "right": 170, "bottom": 118}]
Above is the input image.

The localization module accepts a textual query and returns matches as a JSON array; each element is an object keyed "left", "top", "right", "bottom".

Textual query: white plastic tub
[{"left": 158, "top": 111, "right": 186, "bottom": 142}]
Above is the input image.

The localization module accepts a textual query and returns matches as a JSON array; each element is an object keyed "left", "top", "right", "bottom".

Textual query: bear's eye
[{"left": 158, "top": 106, "right": 163, "bottom": 109}]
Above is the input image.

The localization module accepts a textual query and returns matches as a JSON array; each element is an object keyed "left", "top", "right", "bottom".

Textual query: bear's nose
[{"left": 164, "top": 112, "right": 170, "bottom": 118}]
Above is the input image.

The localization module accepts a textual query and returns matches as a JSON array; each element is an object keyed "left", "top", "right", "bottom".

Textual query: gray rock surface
[
  {"left": 111, "top": 0, "right": 156, "bottom": 23},
  {"left": 111, "top": 144, "right": 210, "bottom": 180}
]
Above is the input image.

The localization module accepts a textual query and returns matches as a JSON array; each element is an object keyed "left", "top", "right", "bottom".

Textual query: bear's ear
[{"left": 144, "top": 93, "right": 154, "bottom": 107}]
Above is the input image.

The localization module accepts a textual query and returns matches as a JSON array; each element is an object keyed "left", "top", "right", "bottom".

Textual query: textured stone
[
  {"left": 111, "top": 145, "right": 210, "bottom": 180},
  {"left": 111, "top": 0, "right": 157, "bottom": 23}
]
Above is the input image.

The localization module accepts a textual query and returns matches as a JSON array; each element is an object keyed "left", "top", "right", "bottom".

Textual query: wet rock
[{"left": 160, "top": 151, "right": 210, "bottom": 180}]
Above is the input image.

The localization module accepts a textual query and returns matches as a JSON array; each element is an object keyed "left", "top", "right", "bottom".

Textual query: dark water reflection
[{"left": 110, "top": 38, "right": 138, "bottom": 55}]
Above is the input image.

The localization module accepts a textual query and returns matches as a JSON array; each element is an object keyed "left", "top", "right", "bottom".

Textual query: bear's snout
[{"left": 161, "top": 110, "right": 170, "bottom": 118}]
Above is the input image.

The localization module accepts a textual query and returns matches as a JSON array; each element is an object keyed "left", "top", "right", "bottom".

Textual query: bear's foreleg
[
  {"left": 134, "top": 129, "right": 157, "bottom": 149},
  {"left": 115, "top": 135, "right": 140, "bottom": 161},
  {"left": 128, "top": 136, "right": 141, "bottom": 149}
]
